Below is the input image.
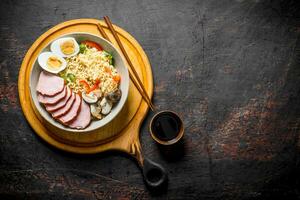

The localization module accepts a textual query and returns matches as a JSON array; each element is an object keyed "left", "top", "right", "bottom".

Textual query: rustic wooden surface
[{"left": 1, "top": 0, "right": 300, "bottom": 199}]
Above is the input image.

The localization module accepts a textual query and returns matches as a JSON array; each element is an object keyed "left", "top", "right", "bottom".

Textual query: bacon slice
[
  {"left": 68, "top": 100, "right": 91, "bottom": 129},
  {"left": 58, "top": 94, "right": 81, "bottom": 124},
  {"left": 45, "top": 87, "right": 72, "bottom": 112},
  {"left": 51, "top": 92, "right": 75, "bottom": 118},
  {"left": 36, "top": 71, "right": 65, "bottom": 96},
  {"left": 38, "top": 86, "right": 67, "bottom": 105}
]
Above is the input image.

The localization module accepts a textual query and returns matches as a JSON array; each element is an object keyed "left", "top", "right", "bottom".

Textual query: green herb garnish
[
  {"left": 103, "top": 51, "right": 114, "bottom": 66},
  {"left": 79, "top": 43, "right": 87, "bottom": 54},
  {"left": 67, "top": 73, "right": 76, "bottom": 82},
  {"left": 61, "top": 73, "right": 76, "bottom": 83}
]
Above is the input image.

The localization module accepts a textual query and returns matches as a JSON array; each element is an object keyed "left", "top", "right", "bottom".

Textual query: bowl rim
[{"left": 29, "top": 32, "right": 129, "bottom": 133}]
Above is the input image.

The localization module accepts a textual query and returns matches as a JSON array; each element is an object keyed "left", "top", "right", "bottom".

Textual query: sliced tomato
[
  {"left": 87, "top": 78, "right": 101, "bottom": 93},
  {"left": 81, "top": 40, "right": 103, "bottom": 51},
  {"left": 79, "top": 80, "right": 91, "bottom": 92}
]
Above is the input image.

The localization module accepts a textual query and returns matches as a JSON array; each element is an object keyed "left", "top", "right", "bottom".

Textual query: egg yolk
[
  {"left": 47, "top": 56, "right": 62, "bottom": 69},
  {"left": 60, "top": 39, "right": 75, "bottom": 55}
]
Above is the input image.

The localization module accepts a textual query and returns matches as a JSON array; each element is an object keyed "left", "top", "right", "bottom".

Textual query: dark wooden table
[{"left": 1, "top": 0, "right": 300, "bottom": 199}]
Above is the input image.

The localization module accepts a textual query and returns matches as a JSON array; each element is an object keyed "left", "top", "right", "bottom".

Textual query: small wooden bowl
[{"left": 149, "top": 110, "right": 184, "bottom": 146}]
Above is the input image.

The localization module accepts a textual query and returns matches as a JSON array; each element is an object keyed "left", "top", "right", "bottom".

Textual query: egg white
[
  {"left": 50, "top": 37, "right": 79, "bottom": 58},
  {"left": 38, "top": 52, "right": 67, "bottom": 74}
]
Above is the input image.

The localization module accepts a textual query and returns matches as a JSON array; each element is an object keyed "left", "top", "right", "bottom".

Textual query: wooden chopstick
[
  {"left": 100, "top": 17, "right": 155, "bottom": 111},
  {"left": 98, "top": 25, "right": 155, "bottom": 112},
  {"left": 102, "top": 17, "right": 155, "bottom": 111},
  {"left": 97, "top": 21, "right": 155, "bottom": 111},
  {"left": 102, "top": 16, "right": 155, "bottom": 111},
  {"left": 96, "top": 23, "right": 109, "bottom": 41}
]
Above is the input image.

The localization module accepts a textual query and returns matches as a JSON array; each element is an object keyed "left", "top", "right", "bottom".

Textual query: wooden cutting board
[{"left": 18, "top": 19, "right": 153, "bottom": 165}]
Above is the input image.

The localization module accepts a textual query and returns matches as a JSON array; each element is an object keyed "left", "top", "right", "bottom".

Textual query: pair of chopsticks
[{"left": 97, "top": 16, "right": 155, "bottom": 111}]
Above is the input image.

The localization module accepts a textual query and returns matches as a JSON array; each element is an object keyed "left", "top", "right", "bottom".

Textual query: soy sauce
[{"left": 151, "top": 111, "right": 182, "bottom": 141}]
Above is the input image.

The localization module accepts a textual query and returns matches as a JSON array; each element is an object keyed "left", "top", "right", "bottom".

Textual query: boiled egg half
[
  {"left": 50, "top": 37, "right": 79, "bottom": 57},
  {"left": 38, "top": 52, "right": 67, "bottom": 74}
]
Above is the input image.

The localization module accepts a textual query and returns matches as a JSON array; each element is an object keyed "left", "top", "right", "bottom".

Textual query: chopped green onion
[
  {"left": 79, "top": 43, "right": 87, "bottom": 54},
  {"left": 110, "top": 57, "right": 114, "bottom": 65},
  {"left": 61, "top": 73, "right": 76, "bottom": 83},
  {"left": 67, "top": 73, "right": 76, "bottom": 82},
  {"left": 102, "top": 51, "right": 114, "bottom": 66}
]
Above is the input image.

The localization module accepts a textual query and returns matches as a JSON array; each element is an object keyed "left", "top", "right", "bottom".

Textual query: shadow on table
[{"left": 155, "top": 137, "right": 186, "bottom": 162}]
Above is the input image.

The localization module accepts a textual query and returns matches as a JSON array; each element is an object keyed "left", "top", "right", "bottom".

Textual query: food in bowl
[
  {"left": 50, "top": 37, "right": 80, "bottom": 57},
  {"left": 38, "top": 52, "right": 67, "bottom": 73},
  {"left": 36, "top": 37, "right": 122, "bottom": 129}
]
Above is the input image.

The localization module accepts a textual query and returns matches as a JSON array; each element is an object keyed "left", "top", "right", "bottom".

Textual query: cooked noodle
[{"left": 61, "top": 47, "right": 119, "bottom": 94}]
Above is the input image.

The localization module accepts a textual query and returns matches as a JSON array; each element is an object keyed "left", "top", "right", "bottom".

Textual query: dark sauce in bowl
[{"left": 151, "top": 111, "right": 182, "bottom": 142}]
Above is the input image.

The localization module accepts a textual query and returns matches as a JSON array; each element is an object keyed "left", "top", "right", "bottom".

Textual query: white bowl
[{"left": 29, "top": 32, "right": 129, "bottom": 133}]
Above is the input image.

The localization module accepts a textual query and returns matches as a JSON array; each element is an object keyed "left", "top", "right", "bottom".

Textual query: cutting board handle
[
  {"left": 142, "top": 157, "right": 168, "bottom": 188},
  {"left": 129, "top": 140, "right": 168, "bottom": 189}
]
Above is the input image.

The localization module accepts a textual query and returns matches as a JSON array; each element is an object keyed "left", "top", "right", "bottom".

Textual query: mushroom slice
[
  {"left": 82, "top": 91, "right": 98, "bottom": 104},
  {"left": 99, "top": 97, "right": 112, "bottom": 115},
  {"left": 106, "top": 88, "right": 122, "bottom": 103},
  {"left": 93, "top": 89, "right": 102, "bottom": 99},
  {"left": 90, "top": 104, "right": 102, "bottom": 120}
]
